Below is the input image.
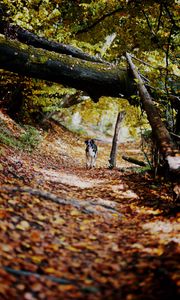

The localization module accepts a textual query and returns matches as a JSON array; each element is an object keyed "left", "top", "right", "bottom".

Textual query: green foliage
[
  {"left": 2, "top": 0, "right": 179, "bottom": 60},
  {"left": 59, "top": 97, "right": 148, "bottom": 139},
  {"left": 23, "top": 81, "right": 74, "bottom": 116},
  {"left": 0, "top": 119, "right": 20, "bottom": 147},
  {"left": 0, "top": 120, "right": 42, "bottom": 151},
  {"left": 19, "top": 125, "right": 42, "bottom": 151},
  {"left": 120, "top": 165, "right": 152, "bottom": 174},
  {"left": 0, "top": 131, "right": 21, "bottom": 148}
]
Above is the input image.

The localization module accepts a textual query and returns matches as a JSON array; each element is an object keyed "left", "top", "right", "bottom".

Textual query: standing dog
[{"left": 85, "top": 139, "right": 98, "bottom": 169}]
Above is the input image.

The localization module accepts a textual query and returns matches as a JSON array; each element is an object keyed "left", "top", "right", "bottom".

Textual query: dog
[{"left": 85, "top": 139, "right": 98, "bottom": 169}]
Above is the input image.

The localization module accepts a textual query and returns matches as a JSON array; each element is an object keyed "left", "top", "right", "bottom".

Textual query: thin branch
[
  {"left": 156, "top": 2, "right": 163, "bottom": 32},
  {"left": 142, "top": 9, "right": 156, "bottom": 37},
  {"left": 163, "top": 2, "right": 179, "bottom": 30},
  {"left": 75, "top": 7, "right": 123, "bottom": 34},
  {"left": 4, "top": 267, "right": 99, "bottom": 293},
  {"left": 164, "top": 26, "right": 174, "bottom": 95},
  {"left": 140, "top": 73, "right": 150, "bottom": 83},
  {"left": 170, "top": 132, "right": 180, "bottom": 140},
  {"left": 130, "top": 54, "right": 163, "bottom": 70},
  {"left": 60, "top": 92, "right": 85, "bottom": 108},
  {"left": 146, "top": 84, "right": 160, "bottom": 92},
  {"left": 4, "top": 267, "right": 76, "bottom": 284}
]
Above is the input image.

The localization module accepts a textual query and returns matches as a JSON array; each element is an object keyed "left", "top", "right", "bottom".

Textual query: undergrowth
[
  {"left": 0, "top": 121, "right": 42, "bottom": 151},
  {"left": 19, "top": 125, "right": 43, "bottom": 151}
]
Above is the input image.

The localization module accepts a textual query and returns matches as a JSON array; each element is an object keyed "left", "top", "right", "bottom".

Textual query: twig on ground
[
  {"left": 4, "top": 267, "right": 99, "bottom": 293},
  {"left": 0, "top": 186, "right": 122, "bottom": 217}
]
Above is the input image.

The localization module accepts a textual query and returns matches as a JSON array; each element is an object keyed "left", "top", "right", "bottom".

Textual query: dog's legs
[
  {"left": 87, "top": 157, "right": 94, "bottom": 169},
  {"left": 86, "top": 156, "right": 91, "bottom": 169},
  {"left": 91, "top": 156, "right": 96, "bottom": 168},
  {"left": 90, "top": 157, "right": 93, "bottom": 168}
]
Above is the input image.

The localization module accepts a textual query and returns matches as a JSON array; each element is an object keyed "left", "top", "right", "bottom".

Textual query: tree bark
[
  {"left": 0, "top": 34, "right": 135, "bottom": 102},
  {"left": 109, "top": 111, "right": 125, "bottom": 168},
  {"left": 126, "top": 53, "right": 180, "bottom": 174}
]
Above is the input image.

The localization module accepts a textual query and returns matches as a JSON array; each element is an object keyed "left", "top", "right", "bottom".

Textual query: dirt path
[{"left": 0, "top": 122, "right": 179, "bottom": 300}]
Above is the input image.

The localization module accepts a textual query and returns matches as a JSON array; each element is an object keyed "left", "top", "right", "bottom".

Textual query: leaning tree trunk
[
  {"left": 126, "top": 53, "right": 180, "bottom": 175},
  {"left": 109, "top": 111, "right": 125, "bottom": 169}
]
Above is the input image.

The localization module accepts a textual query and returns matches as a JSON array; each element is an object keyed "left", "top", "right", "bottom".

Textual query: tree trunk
[
  {"left": 126, "top": 53, "right": 180, "bottom": 174},
  {"left": 0, "top": 35, "right": 135, "bottom": 102},
  {"left": 175, "top": 109, "right": 180, "bottom": 135},
  {"left": 109, "top": 111, "right": 125, "bottom": 169}
]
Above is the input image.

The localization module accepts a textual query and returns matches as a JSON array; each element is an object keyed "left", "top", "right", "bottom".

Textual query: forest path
[{"left": 0, "top": 120, "right": 179, "bottom": 300}]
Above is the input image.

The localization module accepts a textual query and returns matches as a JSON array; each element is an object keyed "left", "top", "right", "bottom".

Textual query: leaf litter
[{"left": 0, "top": 118, "right": 179, "bottom": 300}]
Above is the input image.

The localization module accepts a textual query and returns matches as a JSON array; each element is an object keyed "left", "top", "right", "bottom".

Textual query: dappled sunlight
[
  {"left": 37, "top": 168, "right": 104, "bottom": 188},
  {"left": 142, "top": 220, "right": 180, "bottom": 244},
  {"left": 112, "top": 184, "right": 139, "bottom": 199}
]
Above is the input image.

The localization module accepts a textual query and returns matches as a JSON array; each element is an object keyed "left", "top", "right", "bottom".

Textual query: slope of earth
[{"left": 0, "top": 116, "right": 179, "bottom": 300}]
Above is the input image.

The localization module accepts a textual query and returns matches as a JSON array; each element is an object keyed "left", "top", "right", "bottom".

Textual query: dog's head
[{"left": 85, "top": 139, "right": 95, "bottom": 147}]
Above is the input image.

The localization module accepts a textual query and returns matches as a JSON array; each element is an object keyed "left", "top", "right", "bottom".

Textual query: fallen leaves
[
  {"left": 16, "top": 220, "right": 30, "bottom": 230},
  {"left": 0, "top": 122, "right": 179, "bottom": 300},
  {"left": 0, "top": 208, "right": 9, "bottom": 218},
  {"left": 30, "top": 231, "right": 42, "bottom": 242}
]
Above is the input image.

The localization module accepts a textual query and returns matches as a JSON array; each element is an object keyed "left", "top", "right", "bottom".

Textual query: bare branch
[
  {"left": 170, "top": 132, "right": 180, "bottom": 140},
  {"left": 163, "top": 2, "right": 179, "bottom": 30},
  {"left": 130, "top": 54, "right": 163, "bottom": 70},
  {"left": 164, "top": 26, "right": 174, "bottom": 96},
  {"left": 156, "top": 2, "right": 163, "bottom": 32},
  {"left": 75, "top": 7, "right": 124, "bottom": 34},
  {"left": 142, "top": 9, "right": 156, "bottom": 38}
]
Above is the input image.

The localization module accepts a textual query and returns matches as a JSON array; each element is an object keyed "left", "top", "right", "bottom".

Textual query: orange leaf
[{"left": 30, "top": 231, "right": 41, "bottom": 242}]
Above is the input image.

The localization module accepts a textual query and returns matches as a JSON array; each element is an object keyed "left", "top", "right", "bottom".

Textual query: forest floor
[{"left": 0, "top": 113, "right": 179, "bottom": 300}]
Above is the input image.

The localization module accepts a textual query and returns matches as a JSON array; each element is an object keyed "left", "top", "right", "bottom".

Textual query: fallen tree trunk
[
  {"left": 126, "top": 53, "right": 180, "bottom": 174},
  {"left": 122, "top": 155, "right": 147, "bottom": 167},
  {"left": 0, "top": 20, "right": 105, "bottom": 64},
  {"left": 0, "top": 34, "right": 135, "bottom": 102}
]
